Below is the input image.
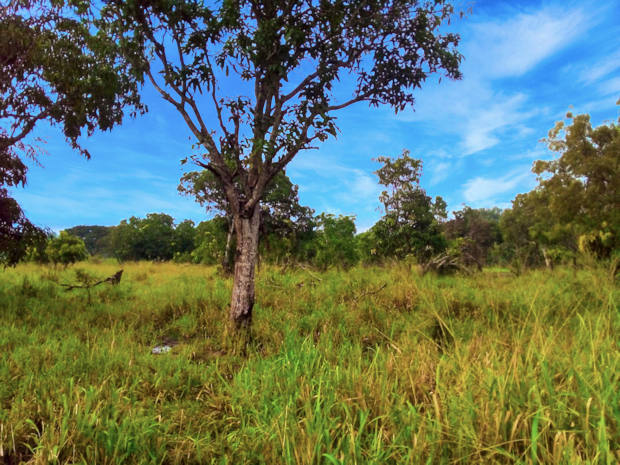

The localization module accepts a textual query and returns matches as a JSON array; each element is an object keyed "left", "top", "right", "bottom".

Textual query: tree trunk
[
  {"left": 542, "top": 247, "right": 553, "bottom": 270},
  {"left": 229, "top": 203, "right": 261, "bottom": 328},
  {"left": 223, "top": 218, "right": 235, "bottom": 273}
]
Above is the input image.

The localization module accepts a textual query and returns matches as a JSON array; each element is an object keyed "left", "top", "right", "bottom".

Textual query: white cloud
[
  {"left": 428, "top": 161, "right": 453, "bottom": 185},
  {"left": 461, "top": 93, "right": 537, "bottom": 154},
  {"left": 464, "top": 5, "right": 592, "bottom": 79},
  {"left": 462, "top": 168, "right": 534, "bottom": 207},
  {"left": 577, "top": 50, "right": 620, "bottom": 84},
  {"left": 598, "top": 77, "right": 620, "bottom": 97},
  {"left": 392, "top": 3, "right": 595, "bottom": 156},
  {"left": 288, "top": 152, "right": 382, "bottom": 216}
]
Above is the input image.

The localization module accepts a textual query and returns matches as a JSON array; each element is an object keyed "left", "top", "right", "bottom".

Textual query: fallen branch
[
  {"left": 351, "top": 283, "right": 387, "bottom": 303},
  {"left": 61, "top": 270, "right": 123, "bottom": 291}
]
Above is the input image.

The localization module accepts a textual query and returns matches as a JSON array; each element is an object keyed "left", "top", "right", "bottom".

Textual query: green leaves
[
  {"left": 504, "top": 105, "right": 620, "bottom": 263},
  {"left": 46, "top": 231, "right": 89, "bottom": 265},
  {"left": 364, "top": 150, "right": 446, "bottom": 263}
]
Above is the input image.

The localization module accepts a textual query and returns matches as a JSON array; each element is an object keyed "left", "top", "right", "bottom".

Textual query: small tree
[
  {"left": 46, "top": 231, "right": 88, "bottom": 266},
  {"left": 369, "top": 150, "right": 447, "bottom": 262},
  {"left": 85, "top": 0, "right": 462, "bottom": 328}
]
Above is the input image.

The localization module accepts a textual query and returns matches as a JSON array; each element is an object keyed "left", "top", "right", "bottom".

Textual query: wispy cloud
[
  {"left": 462, "top": 167, "right": 535, "bottom": 207},
  {"left": 392, "top": 3, "right": 596, "bottom": 157},
  {"left": 575, "top": 50, "right": 620, "bottom": 84},
  {"left": 427, "top": 161, "right": 454, "bottom": 186},
  {"left": 464, "top": 5, "right": 592, "bottom": 79},
  {"left": 598, "top": 77, "right": 620, "bottom": 97}
]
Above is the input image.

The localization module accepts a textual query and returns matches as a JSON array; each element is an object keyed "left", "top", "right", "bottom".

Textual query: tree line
[{"left": 28, "top": 109, "right": 619, "bottom": 273}]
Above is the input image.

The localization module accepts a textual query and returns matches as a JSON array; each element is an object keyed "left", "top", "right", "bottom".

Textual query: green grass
[{"left": 0, "top": 261, "right": 618, "bottom": 464}]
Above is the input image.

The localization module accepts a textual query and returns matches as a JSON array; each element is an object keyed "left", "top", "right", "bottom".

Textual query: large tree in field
[
  {"left": 0, "top": 0, "right": 142, "bottom": 264},
  {"left": 93, "top": 0, "right": 463, "bottom": 328}
]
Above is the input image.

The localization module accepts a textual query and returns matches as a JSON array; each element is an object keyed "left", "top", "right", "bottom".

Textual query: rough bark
[{"left": 229, "top": 203, "right": 261, "bottom": 328}]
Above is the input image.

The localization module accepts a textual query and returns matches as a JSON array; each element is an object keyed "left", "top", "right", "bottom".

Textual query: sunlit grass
[{"left": 1, "top": 261, "right": 618, "bottom": 464}]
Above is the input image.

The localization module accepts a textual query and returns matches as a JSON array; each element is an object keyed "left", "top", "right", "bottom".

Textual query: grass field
[{"left": 0, "top": 261, "right": 618, "bottom": 464}]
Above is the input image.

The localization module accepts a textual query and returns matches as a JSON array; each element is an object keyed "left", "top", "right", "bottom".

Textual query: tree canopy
[
  {"left": 500, "top": 107, "right": 620, "bottom": 267},
  {"left": 0, "top": 0, "right": 143, "bottom": 264}
]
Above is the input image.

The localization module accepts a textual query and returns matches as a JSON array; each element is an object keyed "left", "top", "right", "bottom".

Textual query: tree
[
  {"left": 180, "top": 170, "right": 314, "bottom": 270},
  {"left": 500, "top": 105, "right": 619, "bottom": 269},
  {"left": 0, "top": 184, "right": 45, "bottom": 266},
  {"left": 191, "top": 216, "right": 230, "bottom": 265},
  {"left": 312, "top": 213, "right": 358, "bottom": 269},
  {"left": 46, "top": 231, "right": 88, "bottom": 265},
  {"left": 367, "top": 150, "right": 447, "bottom": 262},
  {"left": 172, "top": 219, "right": 197, "bottom": 261},
  {"left": 91, "top": 0, "right": 462, "bottom": 328},
  {"left": 443, "top": 206, "right": 502, "bottom": 269},
  {"left": 535, "top": 108, "right": 619, "bottom": 258},
  {"left": 65, "top": 225, "right": 115, "bottom": 256},
  {"left": 109, "top": 213, "right": 177, "bottom": 261}
]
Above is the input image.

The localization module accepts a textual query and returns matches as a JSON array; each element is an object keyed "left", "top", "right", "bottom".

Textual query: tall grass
[{"left": 0, "top": 261, "right": 617, "bottom": 464}]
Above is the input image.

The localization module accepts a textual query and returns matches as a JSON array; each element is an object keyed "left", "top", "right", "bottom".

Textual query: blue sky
[{"left": 12, "top": 0, "right": 620, "bottom": 232}]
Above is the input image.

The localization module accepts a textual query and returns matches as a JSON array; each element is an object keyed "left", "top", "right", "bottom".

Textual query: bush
[{"left": 46, "top": 231, "right": 88, "bottom": 265}]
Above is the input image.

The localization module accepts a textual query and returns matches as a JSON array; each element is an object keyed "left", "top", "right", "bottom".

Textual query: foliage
[
  {"left": 443, "top": 206, "right": 502, "bottom": 269},
  {"left": 365, "top": 150, "right": 447, "bottom": 262},
  {"left": 109, "top": 214, "right": 197, "bottom": 262},
  {"left": 311, "top": 214, "right": 358, "bottom": 269},
  {"left": 191, "top": 216, "right": 230, "bottom": 266},
  {"left": 0, "top": 191, "right": 46, "bottom": 266},
  {"left": 535, "top": 109, "right": 619, "bottom": 257},
  {"left": 46, "top": 231, "right": 88, "bottom": 265},
  {"left": 172, "top": 220, "right": 197, "bottom": 262},
  {"left": 64, "top": 225, "right": 115, "bottom": 256},
  {"left": 0, "top": 261, "right": 617, "bottom": 464},
  {"left": 0, "top": 0, "right": 143, "bottom": 258},
  {"left": 500, "top": 106, "right": 619, "bottom": 269}
]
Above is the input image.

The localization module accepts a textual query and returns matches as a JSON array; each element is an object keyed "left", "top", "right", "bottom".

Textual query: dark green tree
[
  {"left": 109, "top": 213, "right": 176, "bottom": 261},
  {"left": 83, "top": 0, "right": 462, "bottom": 328},
  {"left": 172, "top": 219, "right": 197, "bottom": 262},
  {"left": 64, "top": 225, "right": 115, "bottom": 256},
  {"left": 312, "top": 214, "right": 358, "bottom": 270},
  {"left": 443, "top": 206, "right": 502, "bottom": 269}
]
